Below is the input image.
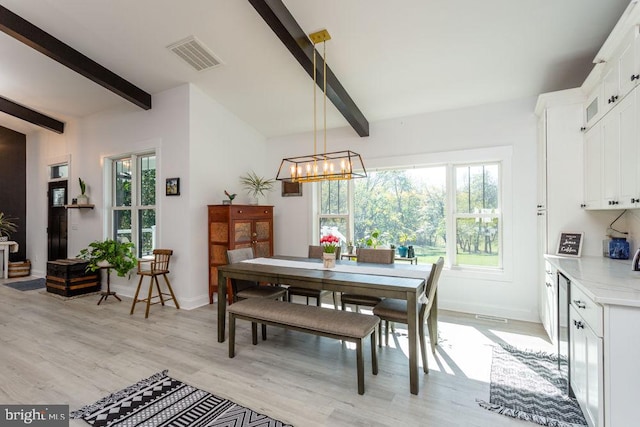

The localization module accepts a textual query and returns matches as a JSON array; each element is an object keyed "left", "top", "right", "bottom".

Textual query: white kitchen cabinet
[
  {"left": 583, "top": 124, "right": 602, "bottom": 209},
  {"left": 583, "top": 84, "right": 602, "bottom": 131},
  {"left": 540, "top": 260, "right": 557, "bottom": 343},
  {"left": 570, "top": 303, "right": 603, "bottom": 427},
  {"left": 616, "top": 26, "right": 640, "bottom": 98},
  {"left": 601, "top": 63, "right": 620, "bottom": 116},
  {"left": 536, "top": 113, "right": 547, "bottom": 211},
  {"left": 584, "top": 88, "right": 638, "bottom": 209}
]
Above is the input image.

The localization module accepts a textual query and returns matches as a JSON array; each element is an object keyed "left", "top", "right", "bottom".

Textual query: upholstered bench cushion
[{"left": 228, "top": 298, "right": 379, "bottom": 339}]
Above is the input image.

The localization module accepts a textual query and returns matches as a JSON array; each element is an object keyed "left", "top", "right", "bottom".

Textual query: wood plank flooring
[{"left": 0, "top": 278, "right": 553, "bottom": 426}]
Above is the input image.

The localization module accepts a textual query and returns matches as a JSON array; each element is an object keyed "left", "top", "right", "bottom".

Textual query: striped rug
[
  {"left": 71, "top": 370, "right": 292, "bottom": 427},
  {"left": 478, "top": 344, "right": 586, "bottom": 427}
]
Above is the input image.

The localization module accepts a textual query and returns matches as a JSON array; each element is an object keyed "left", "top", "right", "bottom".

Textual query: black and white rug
[
  {"left": 70, "top": 370, "right": 292, "bottom": 427},
  {"left": 478, "top": 344, "right": 586, "bottom": 427},
  {"left": 3, "top": 278, "right": 45, "bottom": 291}
]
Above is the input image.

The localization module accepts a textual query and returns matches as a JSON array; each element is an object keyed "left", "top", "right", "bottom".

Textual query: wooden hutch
[{"left": 207, "top": 204, "right": 274, "bottom": 304}]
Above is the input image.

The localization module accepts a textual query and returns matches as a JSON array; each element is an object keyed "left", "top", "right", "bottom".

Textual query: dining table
[{"left": 217, "top": 256, "right": 436, "bottom": 395}]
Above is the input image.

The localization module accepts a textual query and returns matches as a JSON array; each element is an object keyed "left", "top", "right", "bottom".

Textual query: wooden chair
[
  {"left": 373, "top": 257, "right": 444, "bottom": 373},
  {"left": 226, "top": 247, "right": 287, "bottom": 340},
  {"left": 130, "top": 249, "right": 180, "bottom": 318},
  {"left": 287, "top": 245, "right": 341, "bottom": 307},
  {"left": 340, "top": 248, "right": 395, "bottom": 312}
]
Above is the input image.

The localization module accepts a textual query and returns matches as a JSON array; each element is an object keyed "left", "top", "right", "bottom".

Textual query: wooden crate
[
  {"left": 46, "top": 259, "right": 100, "bottom": 297},
  {"left": 8, "top": 260, "right": 31, "bottom": 278}
]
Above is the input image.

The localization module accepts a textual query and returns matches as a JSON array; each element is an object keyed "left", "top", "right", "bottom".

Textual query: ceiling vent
[{"left": 167, "top": 36, "right": 223, "bottom": 71}]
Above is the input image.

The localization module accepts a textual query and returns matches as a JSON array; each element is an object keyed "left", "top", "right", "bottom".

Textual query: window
[
  {"left": 318, "top": 161, "right": 502, "bottom": 269},
  {"left": 111, "top": 153, "right": 156, "bottom": 257},
  {"left": 49, "top": 163, "right": 68, "bottom": 180}
]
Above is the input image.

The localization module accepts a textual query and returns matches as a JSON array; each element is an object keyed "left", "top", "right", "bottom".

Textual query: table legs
[
  {"left": 217, "top": 269, "right": 226, "bottom": 342},
  {"left": 406, "top": 291, "right": 419, "bottom": 395}
]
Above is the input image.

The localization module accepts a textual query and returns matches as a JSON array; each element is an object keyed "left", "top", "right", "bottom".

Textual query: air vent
[
  {"left": 475, "top": 314, "right": 508, "bottom": 323},
  {"left": 167, "top": 36, "right": 222, "bottom": 71}
]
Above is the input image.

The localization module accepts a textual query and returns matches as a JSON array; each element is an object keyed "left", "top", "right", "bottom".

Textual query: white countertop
[{"left": 544, "top": 255, "right": 640, "bottom": 307}]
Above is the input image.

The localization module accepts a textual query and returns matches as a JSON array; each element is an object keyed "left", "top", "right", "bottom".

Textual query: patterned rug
[
  {"left": 478, "top": 344, "right": 586, "bottom": 427},
  {"left": 70, "top": 370, "right": 292, "bottom": 427},
  {"left": 3, "top": 278, "right": 45, "bottom": 291}
]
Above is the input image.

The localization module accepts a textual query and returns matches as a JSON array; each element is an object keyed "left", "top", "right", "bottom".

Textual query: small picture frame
[
  {"left": 166, "top": 178, "right": 180, "bottom": 196},
  {"left": 282, "top": 181, "right": 302, "bottom": 197},
  {"left": 556, "top": 232, "right": 583, "bottom": 257}
]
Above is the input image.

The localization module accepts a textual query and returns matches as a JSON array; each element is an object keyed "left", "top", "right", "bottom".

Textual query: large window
[
  {"left": 318, "top": 161, "right": 502, "bottom": 269},
  {"left": 111, "top": 153, "right": 156, "bottom": 257}
]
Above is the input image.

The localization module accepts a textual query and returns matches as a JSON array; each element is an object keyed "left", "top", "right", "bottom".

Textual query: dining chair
[
  {"left": 130, "top": 249, "right": 180, "bottom": 318},
  {"left": 372, "top": 257, "right": 444, "bottom": 373},
  {"left": 340, "top": 248, "right": 395, "bottom": 312},
  {"left": 287, "top": 245, "right": 341, "bottom": 308},
  {"left": 226, "top": 247, "right": 287, "bottom": 340}
]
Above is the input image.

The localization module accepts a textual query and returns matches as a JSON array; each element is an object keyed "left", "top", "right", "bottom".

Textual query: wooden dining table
[{"left": 217, "top": 256, "right": 435, "bottom": 395}]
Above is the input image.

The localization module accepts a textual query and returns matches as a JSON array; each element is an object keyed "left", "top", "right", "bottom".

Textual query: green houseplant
[
  {"left": 0, "top": 212, "right": 18, "bottom": 241},
  {"left": 77, "top": 178, "right": 89, "bottom": 205},
  {"left": 77, "top": 239, "right": 137, "bottom": 277},
  {"left": 239, "top": 171, "right": 275, "bottom": 204}
]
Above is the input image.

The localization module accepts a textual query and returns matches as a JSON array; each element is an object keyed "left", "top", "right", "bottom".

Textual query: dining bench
[{"left": 227, "top": 298, "right": 380, "bottom": 395}]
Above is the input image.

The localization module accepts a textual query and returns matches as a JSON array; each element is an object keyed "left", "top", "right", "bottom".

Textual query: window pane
[
  {"left": 320, "top": 180, "right": 348, "bottom": 215},
  {"left": 140, "top": 155, "right": 156, "bottom": 206},
  {"left": 113, "top": 209, "right": 132, "bottom": 242},
  {"left": 115, "top": 159, "right": 132, "bottom": 207},
  {"left": 138, "top": 209, "right": 156, "bottom": 257},
  {"left": 456, "top": 164, "right": 499, "bottom": 213},
  {"left": 50, "top": 164, "right": 68, "bottom": 179},
  {"left": 455, "top": 217, "right": 499, "bottom": 267},
  {"left": 319, "top": 217, "right": 347, "bottom": 249}
]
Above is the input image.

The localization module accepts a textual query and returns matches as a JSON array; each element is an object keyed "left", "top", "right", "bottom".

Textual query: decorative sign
[{"left": 556, "top": 232, "right": 583, "bottom": 257}]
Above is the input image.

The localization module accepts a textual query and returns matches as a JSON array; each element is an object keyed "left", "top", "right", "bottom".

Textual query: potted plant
[
  {"left": 0, "top": 212, "right": 17, "bottom": 242},
  {"left": 77, "top": 178, "right": 89, "bottom": 205},
  {"left": 77, "top": 238, "right": 137, "bottom": 277},
  {"left": 239, "top": 171, "right": 275, "bottom": 205}
]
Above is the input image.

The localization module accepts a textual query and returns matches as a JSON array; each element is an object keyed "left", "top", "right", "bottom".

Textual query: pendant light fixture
[{"left": 275, "top": 29, "right": 366, "bottom": 183}]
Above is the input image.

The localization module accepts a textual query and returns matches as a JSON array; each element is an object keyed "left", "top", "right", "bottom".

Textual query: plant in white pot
[
  {"left": 0, "top": 212, "right": 18, "bottom": 242},
  {"left": 77, "top": 178, "right": 89, "bottom": 205},
  {"left": 77, "top": 238, "right": 137, "bottom": 277},
  {"left": 239, "top": 171, "right": 275, "bottom": 205}
]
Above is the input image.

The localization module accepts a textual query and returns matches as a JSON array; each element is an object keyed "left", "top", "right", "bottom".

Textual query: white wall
[
  {"left": 266, "top": 96, "right": 542, "bottom": 322},
  {"left": 25, "top": 83, "right": 267, "bottom": 309}
]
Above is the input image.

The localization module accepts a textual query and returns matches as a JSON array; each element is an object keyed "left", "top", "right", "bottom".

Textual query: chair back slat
[
  {"left": 153, "top": 249, "right": 173, "bottom": 272},
  {"left": 308, "top": 245, "right": 341, "bottom": 259},
  {"left": 226, "top": 247, "right": 254, "bottom": 264},
  {"left": 421, "top": 257, "right": 444, "bottom": 310},
  {"left": 356, "top": 248, "right": 394, "bottom": 264}
]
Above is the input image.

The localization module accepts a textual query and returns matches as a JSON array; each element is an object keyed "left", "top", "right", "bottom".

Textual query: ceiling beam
[
  {"left": 0, "top": 5, "right": 152, "bottom": 110},
  {"left": 248, "top": 0, "right": 369, "bottom": 137},
  {"left": 0, "top": 95, "right": 64, "bottom": 134}
]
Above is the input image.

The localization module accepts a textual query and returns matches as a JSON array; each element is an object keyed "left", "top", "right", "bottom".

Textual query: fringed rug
[
  {"left": 70, "top": 370, "right": 292, "bottom": 427},
  {"left": 477, "top": 344, "right": 586, "bottom": 427}
]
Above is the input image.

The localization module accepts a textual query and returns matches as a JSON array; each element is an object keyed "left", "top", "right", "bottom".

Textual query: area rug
[
  {"left": 477, "top": 344, "right": 586, "bottom": 427},
  {"left": 3, "top": 277, "right": 45, "bottom": 291},
  {"left": 70, "top": 370, "right": 292, "bottom": 427}
]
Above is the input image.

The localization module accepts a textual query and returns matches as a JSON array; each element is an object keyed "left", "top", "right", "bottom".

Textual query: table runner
[{"left": 243, "top": 257, "right": 430, "bottom": 280}]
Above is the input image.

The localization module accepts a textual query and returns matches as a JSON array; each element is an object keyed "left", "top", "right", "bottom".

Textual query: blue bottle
[{"left": 609, "top": 238, "right": 630, "bottom": 260}]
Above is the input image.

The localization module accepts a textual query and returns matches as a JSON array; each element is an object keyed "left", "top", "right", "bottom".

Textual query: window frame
[
  {"left": 106, "top": 151, "right": 157, "bottom": 258},
  {"left": 314, "top": 146, "right": 511, "bottom": 279}
]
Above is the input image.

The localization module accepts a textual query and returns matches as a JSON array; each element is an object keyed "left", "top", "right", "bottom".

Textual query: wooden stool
[{"left": 130, "top": 249, "right": 180, "bottom": 318}]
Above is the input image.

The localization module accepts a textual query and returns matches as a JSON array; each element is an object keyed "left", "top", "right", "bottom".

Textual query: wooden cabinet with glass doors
[{"left": 207, "top": 205, "right": 274, "bottom": 304}]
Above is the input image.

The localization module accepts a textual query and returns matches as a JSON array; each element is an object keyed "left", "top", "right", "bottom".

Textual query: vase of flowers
[{"left": 320, "top": 234, "right": 340, "bottom": 268}]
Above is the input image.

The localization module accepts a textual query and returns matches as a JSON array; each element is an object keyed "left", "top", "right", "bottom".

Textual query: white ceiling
[{"left": 0, "top": 0, "right": 632, "bottom": 138}]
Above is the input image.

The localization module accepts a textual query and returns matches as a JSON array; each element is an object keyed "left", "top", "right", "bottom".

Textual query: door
[{"left": 48, "top": 181, "right": 68, "bottom": 261}]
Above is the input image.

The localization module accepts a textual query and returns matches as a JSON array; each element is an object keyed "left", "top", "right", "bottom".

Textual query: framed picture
[
  {"left": 556, "top": 232, "right": 583, "bottom": 257},
  {"left": 282, "top": 181, "right": 302, "bottom": 197},
  {"left": 166, "top": 178, "right": 180, "bottom": 196}
]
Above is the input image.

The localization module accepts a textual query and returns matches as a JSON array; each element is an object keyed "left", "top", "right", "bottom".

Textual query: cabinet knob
[
  {"left": 580, "top": 126, "right": 586, "bottom": 132},
  {"left": 580, "top": 203, "right": 587, "bottom": 208},
  {"left": 573, "top": 319, "right": 585, "bottom": 329},
  {"left": 237, "top": 210, "right": 243, "bottom": 214},
  {"left": 537, "top": 212, "right": 544, "bottom": 216},
  {"left": 632, "top": 74, "right": 640, "bottom": 81},
  {"left": 632, "top": 198, "right": 640, "bottom": 203},
  {"left": 573, "top": 300, "right": 586, "bottom": 309}
]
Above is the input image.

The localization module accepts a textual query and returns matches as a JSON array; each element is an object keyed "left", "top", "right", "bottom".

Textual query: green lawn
[{"left": 411, "top": 245, "right": 499, "bottom": 267}]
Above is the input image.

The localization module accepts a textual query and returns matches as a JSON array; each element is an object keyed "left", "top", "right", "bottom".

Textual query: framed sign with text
[{"left": 556, "top": 232, "right": 583, "bottom": 257}]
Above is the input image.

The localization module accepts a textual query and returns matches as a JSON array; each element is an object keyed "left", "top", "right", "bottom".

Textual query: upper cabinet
[{"left": 617, "top": 27, "right": 640, "bottom": 97}]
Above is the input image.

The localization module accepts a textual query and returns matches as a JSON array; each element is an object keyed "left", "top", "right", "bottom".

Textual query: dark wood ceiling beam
[
  {"left": 248, "top": 0, "right": 369, "bottom": 137},
  {"left": 0, "top": 5, "right": 151, "bottom": 110},
  {"left": 0, "top": 95, "right": 65, "bottom": 133}
]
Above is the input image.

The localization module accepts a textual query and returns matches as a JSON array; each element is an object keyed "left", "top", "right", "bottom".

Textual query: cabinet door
[
  {"left": 617, "top": 91, "right": 638, "bottom": 207},
  {"left": 601, "top": 111, "right": 620, "bottom": 206},
  {"left": 584, "top": 85, "right": 602, "bottom": 129},
  {"left": 537, "top": 113, "right": 547, "bottom": 210},
  {"left": 541, "top": 268, "right": 557, "bottom": 343},
  {"left": 570, "top": 306, "right": 603, "bottom": 427},
  {"left": 583, "top": 124, "right": 602, "bottom": 209},
  {"left": 602, "top": 63, "right": 620, "bottom": 115},
  {"left": 618, "top": 28, "right": 639, "bottom": 97},
  {"left": 232, "top": 219, "right": 254, "bottom": 247},
  {"left": 253, "top": 218, "right": 272, "bottom": 258}
]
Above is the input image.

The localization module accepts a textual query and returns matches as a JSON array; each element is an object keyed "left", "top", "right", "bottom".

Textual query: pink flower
[{"left": 320, "top": 234, "right": 340, "bottom": 253}]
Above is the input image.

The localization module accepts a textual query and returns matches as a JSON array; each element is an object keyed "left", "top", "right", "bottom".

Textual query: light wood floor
[{"left": 0, "top": 277, "right": 554, "bottom": 426}]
